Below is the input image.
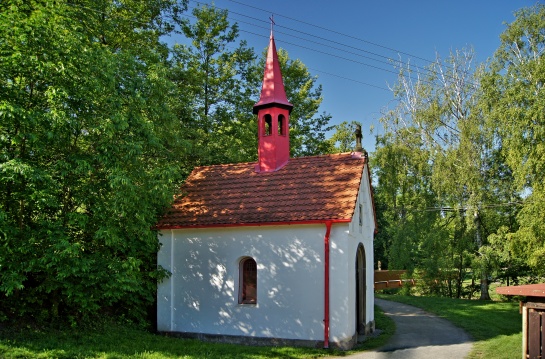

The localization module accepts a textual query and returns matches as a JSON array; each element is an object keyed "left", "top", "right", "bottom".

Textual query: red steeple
[
  {"left": 253, "top": 33, "right": 293, "bottom": 114},
  {"left": 253, "top": 32, "right": 292, "bottom": 173}
]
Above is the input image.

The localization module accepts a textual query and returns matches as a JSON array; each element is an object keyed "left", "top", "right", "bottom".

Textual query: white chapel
[{"left": 156, "top": 30, "right": 376, "bottom": 349}]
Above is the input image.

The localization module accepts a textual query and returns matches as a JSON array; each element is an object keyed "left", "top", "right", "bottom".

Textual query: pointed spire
[{"left": 253, "top": 32, "right": 293, "bottom": 114}]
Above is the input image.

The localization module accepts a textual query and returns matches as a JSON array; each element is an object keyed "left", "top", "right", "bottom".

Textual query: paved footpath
[{"left": 339, "top": 298, "right": 473, "bottom": 359}]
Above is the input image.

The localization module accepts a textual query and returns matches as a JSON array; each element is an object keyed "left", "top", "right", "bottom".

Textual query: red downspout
[{"left": 323, "top": 220, "right": 332, "bottom": 349}]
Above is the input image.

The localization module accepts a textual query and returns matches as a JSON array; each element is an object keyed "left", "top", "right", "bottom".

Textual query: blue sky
[{"left": 173, "top": 0, "right": 538, "bottom": 151}]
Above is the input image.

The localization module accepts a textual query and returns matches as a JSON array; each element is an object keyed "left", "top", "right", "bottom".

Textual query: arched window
[
  {"left": 278, "top": 114, "right": 285, "bottom": 135},
  {"left": 263, "top": 114, "right": 272, "bottom": 136},
  {"left": 239, "top": 257, "right": 257, "bottom": 304}
]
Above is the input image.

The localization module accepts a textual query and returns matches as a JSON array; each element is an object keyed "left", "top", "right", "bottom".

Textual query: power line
[
  {"left": 238, "top": 27, "right": 404, "bottom": 77},
  {"left": 225, "top": 0, "right": 439, "bottom": 65},
  {"left": 186, "top": 0, "right": 478, "bottom": 89},
  {"left": 204, "top": 4, "right": 430, "bottom": 73},
  {"left": 178, "top": 13, "right": 447, "bottom": 92},
  {"left": 179, "top": 9, "right": 402, "bottom": 89},
  {"left": 307, "top": 68, "right": 391, "bottom": 92},
  {"left": 187, "top": 1, "right": 435, "bottom": 73},
  {"left": 389, "top": 201, "right": 525, "bottom": 213},
  {"left": 69, "top": 0, "right": 478, "bottom": 95},
  {"left": 181, "top": 6, "right": 437, "bottom": 89},
  {"left": 223, "top": 8, "right": 445, "bottom": 79},
  {"left": 175, "top": 12, "right": 393, "bottom": 93}
]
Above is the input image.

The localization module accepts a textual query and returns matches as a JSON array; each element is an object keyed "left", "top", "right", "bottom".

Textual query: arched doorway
[{"left": 355, "top": 244, "right": 366, "bottom": 334}]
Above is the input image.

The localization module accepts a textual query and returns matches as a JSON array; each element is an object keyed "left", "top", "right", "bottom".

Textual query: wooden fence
[
  {"left": 374, "top": 270, "right": 415, "bottom": 291},
  {"left": 524, "top": 302, "right": 544, "bottom": 359}
]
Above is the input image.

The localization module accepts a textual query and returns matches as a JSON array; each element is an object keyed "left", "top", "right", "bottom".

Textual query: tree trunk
[
  {"left": 475, "top": 210, "right": 491, "bottom": 300},
  {"left": 456, "top": 251, "right": 463, "bottom": 298}
]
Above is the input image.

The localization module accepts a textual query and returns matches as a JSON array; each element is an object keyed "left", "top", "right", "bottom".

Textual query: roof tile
[{"left": 156, "top": 153, "right": 367, "bottom": 228}]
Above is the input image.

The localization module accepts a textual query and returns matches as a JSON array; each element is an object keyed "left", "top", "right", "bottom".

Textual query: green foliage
[
  {"left": 170, "top": 4, "right": 257, "bottom": 167},
  {"left": 0, "top": 0, "right": 188, "bottom": 323},
  {"left": 372, "top": 4, "right": 545, "bottom": 298},
  {"left": 327, "top": 120, "right": 361, "bottom": 153},
  {"left": 277, "top": 50, "right": 334, "bottom": 157},
  {"left": 0, "top": 0, "right": 336, "bottom": 325},
  {"left": 371, "top": 129, "right": 442, "bottom": 273},
  {"left": 373, "top": 36, "right": 526, "bottom": 298},
  {"left": 170, "top": 4, "right": 332, "bottom": 166},
  {"left": 482, "top": 3, "right": 545, "bottom": 275}
]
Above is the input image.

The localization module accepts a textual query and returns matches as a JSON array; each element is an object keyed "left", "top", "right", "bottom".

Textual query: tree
[
  {"left": 276, "top": 49, "right": 334, "bottom": 157},
  {"left": 170, "top": 4, "right": 257, "bottom": 167},
  {"left": 0, "top": 0, "right": 188, "bottom": 323},
  {"left": 328, "top": 121, "right": 361, "bottom": 153},
  {"left": 371, "top": 129, "right": 445, "bottom": 287},
  {"left": 376, "top": 47, "right": 521, "bottom": 299},
  {"left": 481, "top": 4, "right": 545, "bottom": 275},
  {"left": 171, "top": 5, "right": 333, "bottom": 165}
]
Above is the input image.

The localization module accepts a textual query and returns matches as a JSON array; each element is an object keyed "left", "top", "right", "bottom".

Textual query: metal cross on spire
[{"left": 269, "top": 14, "right": 275, "bottom": 35}]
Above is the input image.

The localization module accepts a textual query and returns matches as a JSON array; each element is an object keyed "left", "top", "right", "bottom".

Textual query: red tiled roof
[{"left": 156, "top": 153, "right": 368, "bottom": 229}]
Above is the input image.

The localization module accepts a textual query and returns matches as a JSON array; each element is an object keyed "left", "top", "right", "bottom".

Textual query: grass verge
[
  {"left": 347, "top": 303, "right": 395, "bottom": 354},
  {"left": 377, "top": 294, "right": 522, "bottom": 359},
  {"left": 0, "top": 305, "right": 394, "bottom": 359}
]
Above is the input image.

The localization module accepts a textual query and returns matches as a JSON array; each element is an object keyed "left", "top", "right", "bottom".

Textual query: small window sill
[{"left": 238, "top": 302, "right": 258, "bottom": 307}]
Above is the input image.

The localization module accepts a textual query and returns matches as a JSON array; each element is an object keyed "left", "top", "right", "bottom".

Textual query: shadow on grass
[{"left": 0, "top": 305, "right": 394, "bottom": 359}]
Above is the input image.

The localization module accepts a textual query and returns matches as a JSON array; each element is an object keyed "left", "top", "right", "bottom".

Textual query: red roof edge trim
[{"left": 156, "top": 218, "right": 351, "bottom": 230}]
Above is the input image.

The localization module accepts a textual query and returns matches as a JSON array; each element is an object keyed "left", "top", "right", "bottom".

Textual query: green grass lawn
[
  {"left": 0, "top": 305, "right": 394, "bottom": 359},
  {"left": 1, "top": 295, "right": 520, "bottom": 358},
  {"left": 377, "top": 294, "right": 522, "bottom": 359}
]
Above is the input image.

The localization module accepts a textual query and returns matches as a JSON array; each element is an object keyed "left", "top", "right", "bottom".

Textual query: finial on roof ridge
[
  {"left": 354, "top": 124, "right": 363, "bottom": 152},
  {"left": 269, "top": 14, "right": 275, "bottom": 37}
]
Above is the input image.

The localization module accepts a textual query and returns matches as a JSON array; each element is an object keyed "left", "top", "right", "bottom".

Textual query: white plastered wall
[
  {"left": 357, "top": 164, "right": 376, "bottom": 331},
  {"left": 329, "top": 163, "right": 375, "bottom": 341},
  {"left": 157, "top": 165, "right": 375, "bottom": 344},
  {"left": 157, "top": 224, "right": 328, "bottom": 340}
]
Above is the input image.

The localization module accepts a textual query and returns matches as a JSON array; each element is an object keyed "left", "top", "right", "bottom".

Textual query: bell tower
[{"left": 253, "top": 31, "right": 293, "bottom": 172}]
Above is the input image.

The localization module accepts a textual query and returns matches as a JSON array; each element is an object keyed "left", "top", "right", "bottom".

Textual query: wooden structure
[
  {"left": 374, "top": 270, "right": 414, "bottom": 291},
  {"left": 496, "top": 283, "right": 545, "bottom": 359}
]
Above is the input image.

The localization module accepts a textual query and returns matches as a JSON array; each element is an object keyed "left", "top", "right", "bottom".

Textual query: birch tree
[
  {"left": 482, "top": 4, "right": 545, "bottom": 275},
  {"left": 379, "top": 49, "right": 516, "bottom": 299}
]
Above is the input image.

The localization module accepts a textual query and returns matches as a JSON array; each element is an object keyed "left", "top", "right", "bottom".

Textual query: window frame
[
  {"left": 263, "top": 114, "right": 272, "bottom": 136},
  {"left": 278, "top": 114, "right": 285, "bottom": 136},
  {"left": 239, "top": 257, "right": 257, "bottom": 304}
]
